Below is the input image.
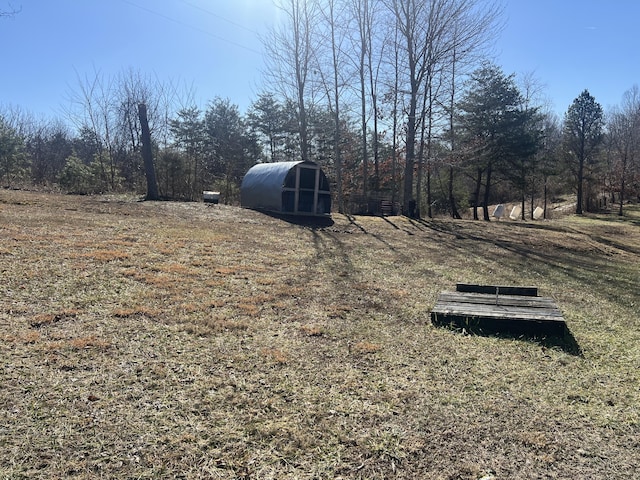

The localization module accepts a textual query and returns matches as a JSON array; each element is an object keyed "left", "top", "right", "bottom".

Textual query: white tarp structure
[
  {"left": 240, "top": 161, "right": 331, "bottom": 215},
  {"left": 533, "top": 206, "right": 545, "bottom": 220}
]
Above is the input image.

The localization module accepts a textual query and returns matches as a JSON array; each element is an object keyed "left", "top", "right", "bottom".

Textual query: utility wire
[
  {"left": 178, "top": 0, "right": 262, "bottom": 36},
  {"left": 120, "top": 0, "right": 262, "bottom": 55}
]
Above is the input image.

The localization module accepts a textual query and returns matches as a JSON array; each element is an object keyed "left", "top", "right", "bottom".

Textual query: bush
[{"left": 58, "top": 155, "right": 93, "bottom": 194}]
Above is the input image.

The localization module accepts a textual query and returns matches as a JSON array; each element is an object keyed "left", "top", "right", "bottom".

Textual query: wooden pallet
[{"left": 431, "top": 283, "right": 567, "bottom": 336}]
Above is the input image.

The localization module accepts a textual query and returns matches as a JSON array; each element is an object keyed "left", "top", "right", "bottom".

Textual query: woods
[{"left": 1, "top": 0, "right": 639, "bottom": 216}]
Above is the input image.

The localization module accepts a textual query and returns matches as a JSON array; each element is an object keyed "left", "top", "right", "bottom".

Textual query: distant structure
[
  {"left": 533, "top": 206, "right": 545, "bottom": 220},
  {"left": 240, "top": 161, "right": 331, "bottom": 216}
]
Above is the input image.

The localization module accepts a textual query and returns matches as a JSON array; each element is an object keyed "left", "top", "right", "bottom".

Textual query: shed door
[{"left": 296, "top": 165, "right": 317, "bottom": 213}]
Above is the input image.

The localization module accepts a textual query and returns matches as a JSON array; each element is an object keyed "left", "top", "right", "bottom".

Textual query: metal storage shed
[{"left": 240, "top": 161, "right": 331, "bottom": 215}]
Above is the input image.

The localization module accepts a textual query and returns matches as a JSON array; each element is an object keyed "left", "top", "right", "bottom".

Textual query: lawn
[{"left": 1, "top": 189, "right": 639, "bottom": 479}]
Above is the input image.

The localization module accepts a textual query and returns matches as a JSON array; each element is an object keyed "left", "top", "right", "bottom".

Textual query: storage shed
[{"left": 240, "top": 161, "right": 331, "bottom": 215}]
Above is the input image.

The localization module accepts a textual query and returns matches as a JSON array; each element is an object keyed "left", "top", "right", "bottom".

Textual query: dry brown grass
[{"left": 1, "top": 189, "right": 639, "bottom": 479}]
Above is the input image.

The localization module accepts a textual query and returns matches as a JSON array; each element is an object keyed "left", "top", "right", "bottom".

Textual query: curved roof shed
[{"left": 241, "top": 161, "right": 331, "bottom": 215}]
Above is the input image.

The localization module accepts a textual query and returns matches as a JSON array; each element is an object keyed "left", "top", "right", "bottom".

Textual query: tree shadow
[
  {"left": 260, "top": 211, "right": 335, "bottom": 229},
  {"left": 346, "top": 214, "right": 368, "bottom": 233}
]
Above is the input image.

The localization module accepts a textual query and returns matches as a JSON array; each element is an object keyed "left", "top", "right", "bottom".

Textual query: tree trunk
[
  {"left": 404, "top": 84, "right": 418, "bottom": 217},
  {"left": 472, "top": 168, "right": 482, "bottom": 221},
  {"left": 426, "top": 95, "right": 434, "bottom": 219},
  {"left": 576, "top": 158, "right": 584, "bottom": 214},
  {"left": 544, "top": 179, "right": 548, "bottom": 219},
  {"left": 360, "top": 58, "right": 368, "bottom": 207},
  {"left": 482, "top": 161, "right": 492, "bottom": 221},
  {"left": 448, "top": 165, "right": 461, "bottom": 219},
  {"left": 327, "top": 0, "right": 343, "bottom": 213},
  {"left": 416, "top": 84, "right": 429, "bottom": 220},
  {"left": 138, "top": 103, "right": 159, "bottom": 201},
  {"left": 391, "top": 23, "right": 400, "bottom": 210},
  {"left": 447, "top": 43, "right": 461, "bottom": 220},
  {"left": 530, "top": 189, "right": 535, "bottom": 220},
  {"left": 618, "top": 166, "right": 626, "bottom": 216},
  {"left": 297, "top": 85, "right": 309, "bottom": 163}
]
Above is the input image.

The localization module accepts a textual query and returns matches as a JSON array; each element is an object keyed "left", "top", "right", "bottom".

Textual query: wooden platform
[{"left": 431, "top": 284, "right": 567, "bottom": 336}]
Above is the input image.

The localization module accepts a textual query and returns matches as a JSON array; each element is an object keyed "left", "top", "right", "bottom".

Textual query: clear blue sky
[{"left": 1, "top": 0, "right": 639, "bottom": 122}]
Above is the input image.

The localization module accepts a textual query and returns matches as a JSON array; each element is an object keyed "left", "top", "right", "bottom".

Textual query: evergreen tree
[
  {"left": 204, "top": 98, "right": 260, "bottom": 203},
  {"left": 247, "top": 93, "right": 286, "bottom": 163},
  {"left": 563, "top": 90, "right": 604, "bottom": 214},
  {"left": 170, "top": 106, "right": 206, "bottom": 200},
  {"left": 0, "top": 115, "right": 28, "bottom": 186},
  {"left": 456, "top": 64, "right": 539, "bottom": 220}
]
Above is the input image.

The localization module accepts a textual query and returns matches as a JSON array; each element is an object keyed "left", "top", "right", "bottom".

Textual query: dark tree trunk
[
  {"left": 448, "top": 165, "right": 461, "bottom": 219},
  {"left": 403, "top": 90, "right": 417, "bottom": 217},
  {"left": 427, "top": 165, "right": 432, "bottom": 219},
  {"left": 576, "top": 158, "right": 584, "bottom": 214},
  {"left": 472, "top": 168, "right": 482, "bottom": 221},
  {"left": 138, "top": 103, "right": 159, "bottom": 201},
  {"left": 543, "top": 177, "right": 548, "bottom": 219},
  {"left": 619, "top": 172, "right": 625, "bottom": 216},
  {"left": 360, "top": 66, "right": 369, "bottom": 206},
  {"left": 482, "top": 161, "right": 492, "bottom": 221}
]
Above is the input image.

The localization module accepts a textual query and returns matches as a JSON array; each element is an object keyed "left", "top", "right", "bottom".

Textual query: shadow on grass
[
  {"left": 260, "top": 211, "right": 335, "bottom": 229},
  {"left": 409, "top": 217, "right": 639, "bottom": 311},
  {"left": 433, "top": 320, "right": 583, "bottom": 356}
]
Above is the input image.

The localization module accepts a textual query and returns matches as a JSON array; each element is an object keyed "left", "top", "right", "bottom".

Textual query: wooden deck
[{"left": 431, "top": 284, "right": 567, "bottom": 336}]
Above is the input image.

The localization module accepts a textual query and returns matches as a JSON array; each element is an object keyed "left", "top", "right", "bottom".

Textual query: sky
[{"left": 1, "top": 0, "right": 640, "bottom": 124}]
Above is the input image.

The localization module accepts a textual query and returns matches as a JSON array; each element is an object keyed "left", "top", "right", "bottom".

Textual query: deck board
[
  {"left": 438, "top": 292, "right": 559, "bottom": 310},
  {"left": 431, "top": 289, "right": 567, "bottom": 336}
]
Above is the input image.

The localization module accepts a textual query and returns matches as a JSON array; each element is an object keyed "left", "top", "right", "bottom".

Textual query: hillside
[{"left": 1, "top": 190, "right": 639, "bottom": 479}]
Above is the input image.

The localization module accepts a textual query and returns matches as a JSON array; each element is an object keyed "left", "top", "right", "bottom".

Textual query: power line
[
  {"left": 120, "top": 0, "right": 262, "bottom": 55},
  {"left": 178, "top": 0, "right": 262, "bottom": 36}
]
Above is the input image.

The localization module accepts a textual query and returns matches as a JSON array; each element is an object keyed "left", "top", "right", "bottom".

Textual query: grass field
[{"left": 1, "top": 189, "right": 639, "bottom": 479}]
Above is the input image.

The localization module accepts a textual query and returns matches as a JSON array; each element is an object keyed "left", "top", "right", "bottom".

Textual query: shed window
[
  {"left": 282, "top": 191, "right": 295, "bottom": 212},
  {"left": 298, "top": 191, "right": 315, "bottom": 212},
  {"left": 284, "top": 170, "right": 296, "bottom": 189},
  {"left": 299, "top": 167, "right": 317, "bottom": 190}
]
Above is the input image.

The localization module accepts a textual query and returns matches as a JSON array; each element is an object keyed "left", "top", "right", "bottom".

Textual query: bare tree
[
  {"left": 65, "top": 69, "right": 119, "bottom": 190},
  {"left": 65, "top": 68, "right": 183, "bottom": 193},
  {"left": 263, "top": 0, "right": 319, "bottom": 163},
  {"left": 138, "top": 103, "right": 159, "bottom": 200},
  {"left": 387, "top": 0, "right": 425, "bottom": 216},
  {"left": 387, "top": 13, "right": 402, "bottom": 210},
  {"left": 517, "top": 71, "right": 550, "bottom": 219},
  {"left": 344, "top": 0, "right": 387, "bottom": 208},
  {"left": 0, "top": 3, "right": 20, "bottom": 17},
  {"left": 315, "top": 0, "right": 348, "bottom": 213},
  {"left": 538, "top": 112, "right": 562, "bottom": 219},
  {"left": 444, "top": 32, "right": 462, "bottom": 218},
  {"left": 442, "top": 9, "right": 502, "bottom": 219},
  {"left": 608, "top": 85, "right": 640, "bottom": 216},
  {"left": 386, "top": 0, "right": 502, "bottom": 217}
]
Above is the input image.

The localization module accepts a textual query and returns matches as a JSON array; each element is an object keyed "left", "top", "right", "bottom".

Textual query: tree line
[{"left": 1, "top": 0, "right": 639, "bottom": 218}]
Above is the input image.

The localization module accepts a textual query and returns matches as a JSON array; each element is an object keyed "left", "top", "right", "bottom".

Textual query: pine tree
[
  {"left": 563, "top": 90, "right": 604, "bottom": 214},
  {"left": 456, "top": 64, "right": 539, "bottom": 220}
]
